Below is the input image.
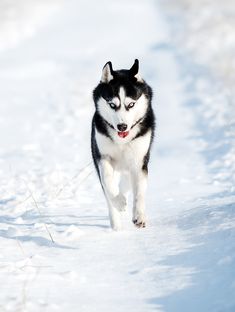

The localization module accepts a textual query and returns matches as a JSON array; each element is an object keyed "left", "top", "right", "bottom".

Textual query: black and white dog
[{"left": 91, "top": 59, "right": 155, "bottom": 230}]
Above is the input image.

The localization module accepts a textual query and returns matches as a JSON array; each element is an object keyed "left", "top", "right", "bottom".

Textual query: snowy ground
[{"left": 0, "top": 0, "right": 235, "bottom": 311}]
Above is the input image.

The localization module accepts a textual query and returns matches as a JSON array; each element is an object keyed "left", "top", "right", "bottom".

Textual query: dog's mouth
[{"left": 117, "top": 131, "right": 129, "bottom": 138}]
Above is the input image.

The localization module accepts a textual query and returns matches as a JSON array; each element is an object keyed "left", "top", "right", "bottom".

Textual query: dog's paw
[
  {"left": 133, "top": 215, "right": 146, "bottom": 228},
  {"left": 112, "top": 194, "right": 127, "bottom": 212}
]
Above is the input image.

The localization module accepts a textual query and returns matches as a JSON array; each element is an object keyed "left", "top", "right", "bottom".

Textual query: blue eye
[
  {"left": 128, "top": 102, "right": 135, "bottom": 109},
  {"left": 109, "top": 102, "right": 116, "bottom": 109}
]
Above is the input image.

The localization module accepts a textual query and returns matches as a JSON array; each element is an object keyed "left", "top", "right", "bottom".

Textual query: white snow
[
  {"left": 161, "top": 0, "right": 235, "bottom": 192},
  {"left": 0, "top": 0, "right": 235, "bottom": 311}
]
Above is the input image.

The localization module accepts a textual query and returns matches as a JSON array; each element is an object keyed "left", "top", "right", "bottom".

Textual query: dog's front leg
[
  {"left": 131, "top": 169, "right": 148, "bottom": 228},
  {"left": 99, "top": 158, "right": 123, "bottom": 230}
]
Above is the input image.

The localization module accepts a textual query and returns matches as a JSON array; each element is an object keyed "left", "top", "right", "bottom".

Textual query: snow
[
  {"left": 161, "top": 0, "right": 235, "bottom": 193},
  {"left": 0, "top": 0, "right": 235, "bottom": 311}
]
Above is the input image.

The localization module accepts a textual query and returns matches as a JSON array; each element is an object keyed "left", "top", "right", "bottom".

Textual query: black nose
[{"left": 117, "top": 123, "right": 127, "bottom": 132}]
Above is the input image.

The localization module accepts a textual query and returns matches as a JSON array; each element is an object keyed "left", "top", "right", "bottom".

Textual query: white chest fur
[{"left": 95, "top": 129, "right": 152, "bottom": 171}]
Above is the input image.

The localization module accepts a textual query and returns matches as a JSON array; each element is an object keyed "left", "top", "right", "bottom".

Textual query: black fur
[
  {"left": 91, "top": 60, "right": 155, "bottom": 175},
  {"left": 92, "top": 112, "right": 113, "bottom": 138},
  {"left": 93, "top": 70, "right": 152, "bottom": 105},
  {"left": 91, "top": 116, "right": 101, "bottom": 180},
  {"left": 133, "top": 104, "right": 155, "bottom": 173}
]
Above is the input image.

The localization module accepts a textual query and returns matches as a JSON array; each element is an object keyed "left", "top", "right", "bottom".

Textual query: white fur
[
  {"left": 134, "top": 73, "right": 143, "bottom": 82},
  {"left": 96, "top": 127, "right": 152, "bottom": 230}
]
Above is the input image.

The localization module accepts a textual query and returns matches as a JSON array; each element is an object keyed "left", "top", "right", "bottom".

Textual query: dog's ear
[
  {"left": 129, "top": 59, "right": 143, "bottom": 82},
  {"left": 101, "top": 61, "right": 114, "bottom": 83},
  {"left": 130, "top": 59, "right": 139, "bottom": 76}
]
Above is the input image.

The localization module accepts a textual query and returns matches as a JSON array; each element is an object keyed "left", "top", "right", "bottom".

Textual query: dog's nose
[{"left": 117, "top": 123, "right": 127, "bottom": 132}]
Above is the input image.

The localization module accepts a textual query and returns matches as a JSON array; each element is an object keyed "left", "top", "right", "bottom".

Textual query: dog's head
[{"left": 93, "top": 59, "right": 152, "bottom": 139}]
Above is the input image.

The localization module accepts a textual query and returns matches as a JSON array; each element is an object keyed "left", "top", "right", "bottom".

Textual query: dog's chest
[{"left": 95, "top": 130, "right": 151, "bottom": 170}]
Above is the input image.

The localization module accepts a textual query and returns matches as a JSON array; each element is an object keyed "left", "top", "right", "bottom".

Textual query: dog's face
[{"left": 93, "top": 60, "right": 152, "bottom": 139}]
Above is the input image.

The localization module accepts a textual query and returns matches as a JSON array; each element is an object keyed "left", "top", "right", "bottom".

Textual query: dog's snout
[{"left": 117, "top": 123, "right": 127, "bottom": 132}]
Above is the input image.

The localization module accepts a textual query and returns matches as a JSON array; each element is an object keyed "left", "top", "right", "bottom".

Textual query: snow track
[{"left": 0, "top": 0, "right": 234, "bottom": 311}]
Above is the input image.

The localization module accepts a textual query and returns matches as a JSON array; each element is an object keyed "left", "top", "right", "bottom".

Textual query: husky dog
[{"left": 91, "top": 59, "right": 155, "bottom": 230}]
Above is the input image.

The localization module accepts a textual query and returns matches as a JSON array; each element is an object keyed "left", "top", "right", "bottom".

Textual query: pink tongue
[{"left": 118, "top": 131, "right": 129, "bottom": 138}]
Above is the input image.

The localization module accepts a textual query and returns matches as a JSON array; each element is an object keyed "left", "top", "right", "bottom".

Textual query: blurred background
[{"left": 161, "top": 0, "right": 235, "bottom": 191}]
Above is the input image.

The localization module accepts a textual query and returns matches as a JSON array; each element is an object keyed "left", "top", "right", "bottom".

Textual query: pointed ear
[
  {"left": 101, "top": 61, "right": 114, "bottom": 83},
  {"left": 129, "top": 59, "right": 142, "bottom": 82},
  {"left": 130, "top": 59, "right": 139, "bottom": 76}
]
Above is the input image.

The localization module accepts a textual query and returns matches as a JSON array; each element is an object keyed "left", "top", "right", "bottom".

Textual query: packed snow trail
[{"left": 0, "top": 0, "right": 234, "bottom": 311}]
